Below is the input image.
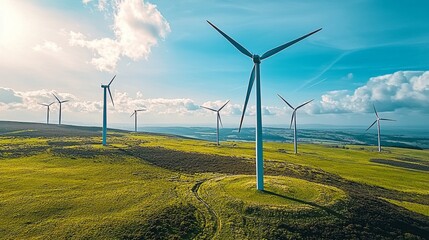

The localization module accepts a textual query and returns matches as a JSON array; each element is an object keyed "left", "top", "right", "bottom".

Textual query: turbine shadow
[{"left": 262, "top": 189, "right": 345, "bottom": 219}]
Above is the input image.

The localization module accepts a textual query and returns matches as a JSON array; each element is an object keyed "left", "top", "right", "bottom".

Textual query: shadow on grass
[
  {"left": 262, "top": 190, "right": 345, "bottom": 219},
  {"left": 370, "top": 158, "right": 429, "bottom": 172}
]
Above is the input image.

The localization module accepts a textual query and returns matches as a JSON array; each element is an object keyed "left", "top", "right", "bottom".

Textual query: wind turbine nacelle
[{"left": 252, "top": 54, "right": 261, "bottom": 63}]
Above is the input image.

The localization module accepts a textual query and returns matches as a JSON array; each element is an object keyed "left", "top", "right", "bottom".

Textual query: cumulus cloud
[
  {"left": 312, "top": 71, "right": 429, "bottom": 114},
  {"left": 0, "top": 88, "right": 89, "bottom": 112},
  {"left": 33, "top": 41, "right": 62, "bottom": 52},
  {"left": 71, "top": 0, "right": 170, "bottom": 72},
  {"left": 2, "top": 87, "right": 289, "bottom": 118},
  {"left": 0, "top": 88, "right": 22, "bottom": 104},
  {"left": 113, "top": 91, "right": 201, "bottom": 115}
]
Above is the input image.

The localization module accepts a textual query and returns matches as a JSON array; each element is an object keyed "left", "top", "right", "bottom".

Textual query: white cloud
[
  {"left": 70, "top": 0, "right": 171, "bottom": 72},
  {"left": 0, "top": 87, "right": 99, "bottom": 113},
  {"left": 1, "top": 87, "right": 283, "bottom": 121},
  {"left": 311, "top": 71, "right": 429, "bottom": 114},
  {"left": 0, "top": 88, "right": 22, "bottom": 104},
  {"left": 69, "top": 31, "right": 121, "bottom": 72},
  {"left": 33, "top": 41, "right": 62, "bottom": 52}
]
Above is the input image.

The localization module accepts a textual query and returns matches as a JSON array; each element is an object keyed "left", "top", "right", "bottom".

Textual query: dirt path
[{"left": 192, "top": 180, "right": 220, "bottom": 240}]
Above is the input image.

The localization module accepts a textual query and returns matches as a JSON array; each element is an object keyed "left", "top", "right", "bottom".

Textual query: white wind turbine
[
  {"left": 278, "top": 94, "right": 313, "bottom": 154},
  {"left": 130, "top": 109, "right": 146, "bottom": 132},
  {"left": 200, "top": 100, "right": 230, "bottom": 146},
  {"left": 366, "top": 104, "right": 395, "bottom": 152},
  {"left": 207, "top": 20, "right": 321, "bottom": 190},
  {"left": 52, "top": 93, "right": 69, "bottom": 125},
  {"left": 101, "top": 75, "right": 115, "bottom": 146},
  {"left": 39, "top": 102, "right": 55, "bottom": 124}
]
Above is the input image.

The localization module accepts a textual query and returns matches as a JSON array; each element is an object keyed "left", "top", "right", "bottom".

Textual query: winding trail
[{"left": 192, "top": 179, "right": 220, "bottom": 240}]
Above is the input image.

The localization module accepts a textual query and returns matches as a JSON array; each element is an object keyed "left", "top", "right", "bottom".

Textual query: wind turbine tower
[
  {"left": 200, "top": 100, "right": 229, "bottom": 146},
  {"left": 130, "top": 109, "right": 146, "bottom": 132},
  {"left": 39, "top": 102, "right": 55, "bottom": 124},
  {"left": 101, "top": 75, "right": 115, "bottom": 146},
  {"left": 278, "top": 94, "right": 313, "bottom": 154},
  {"left": 207, "top": 20, "right": 321, "bottom": 190},
  {"left": 52, "top": 93, "right": 69, "bottom": 125},
  {"left": 366, "top": 104, "right": 395, "bottom": 152}
]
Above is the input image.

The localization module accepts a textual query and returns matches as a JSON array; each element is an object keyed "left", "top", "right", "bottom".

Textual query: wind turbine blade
[
  {"left": 380, "top": 118, "right": 395, "bottom": 121},
  {"left": 207, "top": 20, "right": 253, "bottom": 58},
  {"left": 107, "top": 87, "right": 114, "bottom": 106},
  {"left": 218, "top": 100, "right": 230, "bottom": 111},
  {"left": 218, "top": 113, "right": 224, "bottom": 128},
  {"left": 296, "top": 99, "right": 314, "bottom": 109},
  {"left": 239, "top": 66, "right": 256, "bottom": 132},
  {"left": 61, "top": 100, "right": 69, "bottom": 103},
  {"left": 130, "top": 112, "right": 135, "bottom": 117},
  {"left": 366, "top": 120, "right": 377, "bottom": 131},
  {"left": 108, "top": 75, "right": 116, "bottom": 86},
  {"left": 290, "top": 111, "right": 296, "bottom": 129},
  {"left": 261, "top": 28, "right": 322, "bottom": 60},
  {"left": 48, "top": 102, "right": 55, "bottom": 106},
  {"left": 277, "top": 94, "right": 294, "bottom": 109},
  {"left": 373, "top": 104, "right": 379, "bottom": 118},
  {"left": 137, "top": 109, "right": 146, "bottom": 112},
  {"left": 52, "top": 93, "right": 60, "bottom": 103},
  {"left": 200, "top": 106, "right": 217, "bottom": 112}
]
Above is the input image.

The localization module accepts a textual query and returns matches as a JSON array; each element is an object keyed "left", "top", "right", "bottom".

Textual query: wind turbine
[
  {"left": 200, "top": 100, "right": 230, "bottom": 146},
  {"left": 39, "top": 102, "right": 55, "bottom": 124},
  {"left": 130, "top": 109, "right": 146, "bottom": 132},
  {"left": 207, "top": 20, "right": 321, "bottom": 190},
  {"left": 52, "top": 93, "right": 69, "bottom": 125},
  {"left": 101, "top": 75, "right": 115, "bottom": 146},
  {"left": 366, "top": 104, "right": 395, "bottom": 152},
  {"left": 277, "top": 94, "right": 313, "bottom": 154}
]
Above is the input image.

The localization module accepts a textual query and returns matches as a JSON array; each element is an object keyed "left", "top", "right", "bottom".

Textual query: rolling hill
[{"left": 0, "top": 121, "right": 428, "bottom": 239}]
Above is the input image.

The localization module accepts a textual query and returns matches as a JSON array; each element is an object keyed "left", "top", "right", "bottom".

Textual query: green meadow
[{"left": 0, "top": 122, "right": 428, "bottom": 239}]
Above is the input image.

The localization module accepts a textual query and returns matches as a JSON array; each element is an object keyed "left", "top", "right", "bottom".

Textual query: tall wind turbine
[
  {"left": 130, "top": 109, "right": 146, "bottom": 132},
  {"left": 366, "top": 104, "right": 395, "bottom": 152},
  {"left": 101, "top": 75, "right": 115, "bottom": 146},
  {"left": 39, "top": 102, "right": 55, "bottom": 124},
  {"left": 207, "top": 20, "right": 321, "bottom": 190},
  {"left": 200, "top": 100, "right": 230, "bottom": 146},
  {"left": 52, "top": 93, "right": 69, "bottom": 125},
  {"left": 278, "top": 94, "right": 313, "bottom": 154}
]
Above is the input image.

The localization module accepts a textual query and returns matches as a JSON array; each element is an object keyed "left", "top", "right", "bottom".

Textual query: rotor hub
[{"left": 252, "top": 54, "right": 261, "bottom": 63}]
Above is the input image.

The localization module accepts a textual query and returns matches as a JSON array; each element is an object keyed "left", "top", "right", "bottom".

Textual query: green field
[{"left": 0, "top": 121, "right": 428, "bottom": 239}]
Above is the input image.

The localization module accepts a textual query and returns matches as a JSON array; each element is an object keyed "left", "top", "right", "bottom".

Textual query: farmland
[{"left": 0, "top": 121, "right": 428, "bottom": 239}]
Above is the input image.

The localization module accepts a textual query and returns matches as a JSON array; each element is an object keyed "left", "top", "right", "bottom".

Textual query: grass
[
  {"left": 0, "top": 122, "right": 428, "bottom": 239},
  {"left": 131, "top": 134, "right": 429, "bottom": 195},
  {"left": 0, "top": 151, "right": 202, "bottom": 239},
  {"left": 384, "top": 198, "right": 429, "bottom": 217},
  {"left": 202, "top": 175, "right": 346, "bottom": 209}
]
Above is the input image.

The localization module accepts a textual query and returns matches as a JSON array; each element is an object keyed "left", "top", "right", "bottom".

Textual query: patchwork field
[{"left": 0, "top": 121, "right": 428, "bottom": 239}]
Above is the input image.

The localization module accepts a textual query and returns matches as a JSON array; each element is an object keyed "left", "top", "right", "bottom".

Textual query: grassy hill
[{"left": 0, "top": 121, "right": 428, "bottom": 239}]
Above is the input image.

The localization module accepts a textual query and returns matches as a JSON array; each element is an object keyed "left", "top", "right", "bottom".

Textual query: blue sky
[{"left": 1, "top": 0, "right": 428, "bottom": 128}]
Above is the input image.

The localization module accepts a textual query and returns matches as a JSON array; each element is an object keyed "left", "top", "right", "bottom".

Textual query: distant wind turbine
[
  {"left": 39, "top": 102, "right": 55, "bottom": 124},
  {"left": 207, "top": 20, "right": 321, "bottom": 190},
  {"left": 200, "top": 100, "right": 230, "bottom": 146},
  {"left": 366, "top": 104, "right": 395, "bottom": 152},
  {"left": 52, "top": 93, "right": 69, "bottom": 125},
  {"left": 130, "top": 109, "right": 146, "bottom": 132},
  {"left": 278, "top": 94, "right": 313, "bottom": 154},
  {"left": 101, "top": 75, "right": 115, "bottom": 146}
]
